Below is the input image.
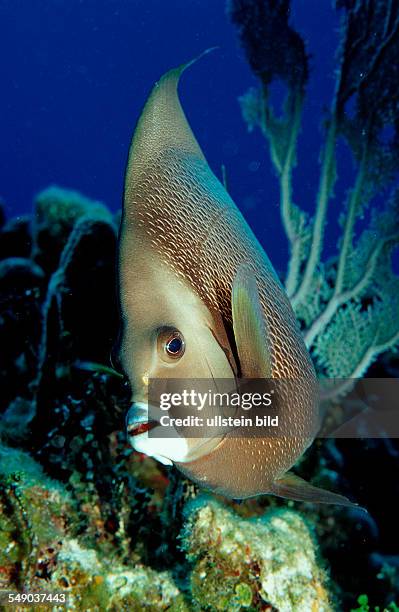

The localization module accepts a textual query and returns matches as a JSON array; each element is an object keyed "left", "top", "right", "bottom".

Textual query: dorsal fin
[{"left": 124, "top": 49, "right": 216, "bottom": 202}]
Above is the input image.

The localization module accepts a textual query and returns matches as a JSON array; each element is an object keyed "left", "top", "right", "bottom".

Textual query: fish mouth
[
  {"left": 127, "top": 420, "right": 158, "bottom": 437},
  {"left": 125, "top": 402, "right": 159, "bottom": 439},
  {"left": 125, "top": 402, "right": 175, "bottom": 466}
]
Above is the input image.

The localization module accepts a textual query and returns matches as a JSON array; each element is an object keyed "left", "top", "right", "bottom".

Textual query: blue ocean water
[{"left": 0, "top": 0, "right": 349, "bottom": 273}]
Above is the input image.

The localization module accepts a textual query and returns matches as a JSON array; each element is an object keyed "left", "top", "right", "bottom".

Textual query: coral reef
[
  {"left": 226, "top": 1, "right": 399, "bottom": 608},
  {"left": 182, "top": 496, "right": 332, "bottom": 611},
  {"left": 0, "top": 447, "right": 188, "bottom": 611},
  {"left": 0, "top": 187, "right": 190, "bottom": 608},
  {"left": 1, "top": 2, "right": 399, "bottom": 605}
]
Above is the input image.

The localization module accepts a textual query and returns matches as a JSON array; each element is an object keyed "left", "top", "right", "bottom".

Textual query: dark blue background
[{"left": 0, "top": 0, "right": 344, "bottom": 272}]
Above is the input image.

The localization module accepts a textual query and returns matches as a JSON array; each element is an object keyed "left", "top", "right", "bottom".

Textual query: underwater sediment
[{"left": 0, "top": 188, "right": 398, "bottom": 610}]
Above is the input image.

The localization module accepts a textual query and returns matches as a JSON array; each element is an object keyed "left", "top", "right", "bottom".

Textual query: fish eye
[{"left": 158, "top": 328, "right": 185, "bottom": 361}]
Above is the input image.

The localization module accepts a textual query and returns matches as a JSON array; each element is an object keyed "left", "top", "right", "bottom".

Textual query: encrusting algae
[
  {"left": 0, "top": 445, "right": 332, "bottom": 611},
  {"left": 182, "top": 496, "right": 332, "bottom": 611},
  {"left": 0, "top": 446, "right": 189, "bottom": 611}
]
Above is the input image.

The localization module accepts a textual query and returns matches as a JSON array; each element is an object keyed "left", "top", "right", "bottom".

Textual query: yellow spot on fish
[{"left": 142, "top": 373, "right": 149, "bottom": 387}]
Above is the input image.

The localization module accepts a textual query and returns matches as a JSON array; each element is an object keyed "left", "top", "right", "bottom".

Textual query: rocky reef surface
[{"left": 0, "top": 189, "right": 398, "bottom": 611}]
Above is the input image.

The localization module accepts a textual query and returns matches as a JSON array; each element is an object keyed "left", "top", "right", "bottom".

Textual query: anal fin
[{"left": 270, "top": 471, "right": 365, "bottom": 510}]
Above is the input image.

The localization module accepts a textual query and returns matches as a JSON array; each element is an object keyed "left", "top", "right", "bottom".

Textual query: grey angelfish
[{"left": 118, "top": 52, "right": 358, "bottom": 508}]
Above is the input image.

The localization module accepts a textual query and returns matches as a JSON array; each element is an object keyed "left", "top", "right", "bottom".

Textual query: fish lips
[
  {"left": 125, "top": 402, "right": 178, "bottom": 465},
  {"left": 125, "top": 403, "right": 159, "bottom": 438},
  {"left": 125, "top": 402, "right": 199, "bottom": 465}
]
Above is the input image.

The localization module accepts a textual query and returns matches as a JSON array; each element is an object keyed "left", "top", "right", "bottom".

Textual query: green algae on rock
[
  {"left": 0, "top": 444, "right": 189, "bottom": 611},
  {"left": 182, "top": 496, "right": 332, "bottom": 611},
  {"left": 0, "top": 445, "right": 80, "bottom": 591},
  {"left": 50, "top": 539, "right": 189, "bottom": 611}
]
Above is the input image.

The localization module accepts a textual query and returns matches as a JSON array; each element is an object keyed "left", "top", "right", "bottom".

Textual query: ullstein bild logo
[{"left": 145, "top": 378, "right": 399, "bottom": 440}]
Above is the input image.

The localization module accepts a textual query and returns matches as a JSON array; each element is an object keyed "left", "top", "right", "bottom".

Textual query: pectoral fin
[
  {"left": 270, "top": 471, "right": 364, "bottom": 510},
  {"left": 231, "top": 263, "right": 272, "bottom": 378}
]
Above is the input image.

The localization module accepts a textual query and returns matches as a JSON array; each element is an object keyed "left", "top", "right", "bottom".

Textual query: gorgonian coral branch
[
  {"left": 230, "top": 0, "right": 399, "bottom": 384},
  {"left": 228, "top": 0, "right": 310, "bottom": 296}
]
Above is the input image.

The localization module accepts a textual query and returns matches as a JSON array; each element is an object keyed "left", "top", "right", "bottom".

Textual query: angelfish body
[{"left": 119, "top": 53, "right": 356, "bottom": 507}]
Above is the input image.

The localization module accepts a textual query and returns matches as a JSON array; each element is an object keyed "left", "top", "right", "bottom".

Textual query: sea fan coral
[{"left": 229, "top": 0, "right": 399, "bottom": 388}]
